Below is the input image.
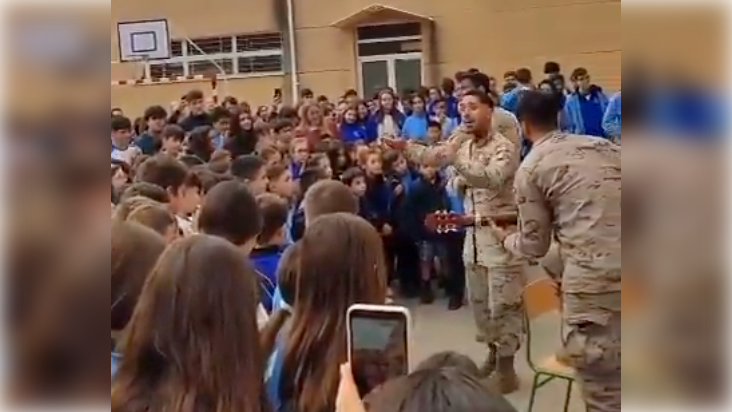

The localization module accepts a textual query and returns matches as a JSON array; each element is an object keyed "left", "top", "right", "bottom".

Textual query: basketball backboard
[{"left": 116, "top": 19, "right": 170, "bottom": 62}]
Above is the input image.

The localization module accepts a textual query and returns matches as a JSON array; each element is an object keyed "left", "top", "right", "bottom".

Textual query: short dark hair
[
  {"left": 461, "top": 90, "right": 495, "bottom": 108},
  {"left": 162, "top": 124, "right": 185, "bottom": 142},
  {"left": 143, "top": 105, "right": 167, "bottom": 121},
  {"left": 515, "top": 68, "right": 533, "bottom": 84},
  {"left": 427, "top": 120, "right": 442, "bottom": 130},
  {"left": 341, "top": 167, "right": 365, "bottom": 186},
  {"left": 544, "top": 61, "right": 561, "bottom": 75},
  {"left": 440, "top": 77, "right": 455, "bottom": 94},
  {"left": 198, "top": 181, "right": 262, "bottom": 246},
  {"left": 516, "top": 90, "right": 562, "bottom": 130},
  {"left": 119, "top": 182, "right": 170, "bottom": 204},
  {"left": 111, "top": 116, "right": 132, "bottom": 132},
  {"left": 316, "top": 95, "right": 329, "bottom": 103},
  {"left": 272, "top": 119, "right": 293, "bottom": 133},
  {"left": 223, "top": 96, "right": 238, "bottom": 106},
  {"left": 135, "top": 155, "right": 191, "bottom": 192},
  {"left": 301, "top": 88, "right": 314, "bottom": 98},
  {"left": 571, "top": 67, "right": 589, "bottom": 81},
  {"left": 344, "top": 89, "right": 358, "bottom": 98},
  {"left": 503, "top": 71, "right": 517, "bottom": 79},
  {"left": 256, "top": 193, "right": 289, "bottom": 244},
  {"left": 230, "top": 155, "right": 266, "bottom": 181},
  {"left": 303, "top": 180, "right": 359, "bottom": 223},
  {"left": 415, "top": 351, "right": 481, "bottom": 377},
  {"left": 210, "top": 106, "right": 231, "bottom": 123},
  {"left": 298, "top": 167, "right": 328, "bottom": 196},
  {"left": 464, "top": 72, "right": 491, "bottom": 92},
  {"left": 184, "top": 89, "right": 204, "bottom": 102}
]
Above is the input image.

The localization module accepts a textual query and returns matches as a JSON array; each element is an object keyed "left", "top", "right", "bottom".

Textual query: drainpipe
[{"left": 285, "top": 0, "right": 299, "bottom": 102}]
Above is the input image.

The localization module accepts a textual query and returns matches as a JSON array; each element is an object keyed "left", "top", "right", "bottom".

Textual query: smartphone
[{"left": 347, "top": 304, "right": 412, "bottom": 394}]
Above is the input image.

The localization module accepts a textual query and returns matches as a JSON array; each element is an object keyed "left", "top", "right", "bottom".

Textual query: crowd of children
[{"left": 111, "top": 62, "right": 621, "bottom": 313}]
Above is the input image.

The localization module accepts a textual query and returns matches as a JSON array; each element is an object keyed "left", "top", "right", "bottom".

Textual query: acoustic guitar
[{"left": 424, "top": 210, "right": 518, "bottom": 233}]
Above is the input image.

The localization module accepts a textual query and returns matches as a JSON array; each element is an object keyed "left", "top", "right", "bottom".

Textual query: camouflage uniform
[
  {"left": 492, "top": 108, "right": 521, "bottom": 148},
  {"left": 504, "top": 132, "right": 622, "bottom": 412},
  {"left": 407, "top": 129, "right": 526, "bottom": 357}
]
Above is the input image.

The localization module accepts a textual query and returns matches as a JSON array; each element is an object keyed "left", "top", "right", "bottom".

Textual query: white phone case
[{"left": 346, "top": 304, "right": 414, "bottom": 373}]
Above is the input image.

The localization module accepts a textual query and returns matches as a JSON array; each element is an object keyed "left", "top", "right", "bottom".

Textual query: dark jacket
[
  {"left": 407, "top": 174, "right": 450, "bottom": 240},
  {"left": 361, "top": 174, "right": 392, "bottom": 231},
  {"left": 179, "top": 113, "right": 212, "bottom": 132},
  {"left": 386, "top": 168, "right": 419, "bottom": 238},
  {"left": 225, "top": 131, "right": 258, "bottom": 158}
]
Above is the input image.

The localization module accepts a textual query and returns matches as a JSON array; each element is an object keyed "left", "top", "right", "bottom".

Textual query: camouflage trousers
[
  {"left": 558, "top": 313, "right": 621, "bottom": 412},
  {"left": 465, "top": 263, "right": 525, "bottom": 357}
]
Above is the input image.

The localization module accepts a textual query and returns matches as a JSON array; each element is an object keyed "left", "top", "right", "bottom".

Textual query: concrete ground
[{"left": 400, "top": 265, "right": 587, "bottom": 412}]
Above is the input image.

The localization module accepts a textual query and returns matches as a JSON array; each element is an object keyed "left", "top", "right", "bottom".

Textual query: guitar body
[{"left": 425, "top": 210, "right": 518, "bottom": 233}]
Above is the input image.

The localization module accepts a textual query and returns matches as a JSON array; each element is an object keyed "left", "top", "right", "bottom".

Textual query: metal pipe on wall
[{"left": 285, "top": 0, "right": 299, "bottom": 102}]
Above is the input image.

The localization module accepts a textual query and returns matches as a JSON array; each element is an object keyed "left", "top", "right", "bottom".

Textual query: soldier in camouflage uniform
[
  {"left": 493, "top": 91, "right": 621, "bottom": 412},
  {"left": 386, "top": 89, "right": 526, "bottom": 394}
]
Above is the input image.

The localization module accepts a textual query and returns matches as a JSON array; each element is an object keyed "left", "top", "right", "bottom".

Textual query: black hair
[
  {"left": 544, "top": 61, "right": 561, "bottom": 75},
  {"left": 462, "top": 72, "right": 491, "bottom": 93},
  {"left": 143, "top": 105, "right": 167, "bottom": 121},
  {"left": 344, "top": 89, "right": 358, "bottom": 98},
  {"left": 427, "top": 120, "right": 441, "bottom": 130},
  {"left": 230, "top": 155, "right": 266, "bottom": 181},
  {"left": 210, "top": 107, "right": 231, "bottom": 123},
  {"left": 461, "top": 90, "right": 495, "bottom": 108},
  {"left": 340, "top": 167, "right": 365, "bottom": 187},
  {"left": 301, "top": 88, "right": 314, "bottom": 98},
  {"left": 111, "top": 116, "right": 132, "bottom": 132},
  {"left": 515, "top": 90, "right": 562, "bottom": 130}
]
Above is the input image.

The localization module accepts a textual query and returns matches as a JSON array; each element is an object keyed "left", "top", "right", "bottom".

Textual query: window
[
  {"left": 357, "top": 23, "right": 422, "bottom": 41},
  {"left": 147, "top": 33, "right": 283, "bottom": 79}
]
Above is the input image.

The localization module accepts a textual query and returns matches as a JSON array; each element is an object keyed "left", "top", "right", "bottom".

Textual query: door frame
[{"left": 357, "top": 52, "right": 423, "bottom": 96}]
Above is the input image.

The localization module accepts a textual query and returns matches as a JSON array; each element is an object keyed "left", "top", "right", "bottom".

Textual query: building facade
[{"left": 111, "top": 0, "right": 621, "bottom": 115}]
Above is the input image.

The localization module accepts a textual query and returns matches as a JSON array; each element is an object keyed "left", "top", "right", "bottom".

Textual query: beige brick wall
[{"left": 111, "top": 0, "right": 621, "bottom": 115}]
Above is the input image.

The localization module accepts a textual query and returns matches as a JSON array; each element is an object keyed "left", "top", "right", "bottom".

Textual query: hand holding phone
[{"left": 347, "top": 304, "right": 412, "bottom": 396}]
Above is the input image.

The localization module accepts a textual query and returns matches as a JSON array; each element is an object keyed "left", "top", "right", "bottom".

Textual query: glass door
[
  {"left": 361, "top": 60, "right": 389, "bottom": 99},
  {"left": 394, "top": 57, "right": 422, "bottom": 96},
  {"left": 359, "top": 53, "right": 423, "bottom": 97}
]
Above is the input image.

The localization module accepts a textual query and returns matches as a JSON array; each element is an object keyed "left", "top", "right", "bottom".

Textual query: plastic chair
[{"left": 523, "top": 278, "right": 575, "bottom": 412}]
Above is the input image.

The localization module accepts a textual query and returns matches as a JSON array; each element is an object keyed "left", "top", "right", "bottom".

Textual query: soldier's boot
[
  {"left": 478, "top": 347, "right": 498, "bottom": 378},
  {"left": 485, "top": 356, "right": 520, "bottom": 394}
]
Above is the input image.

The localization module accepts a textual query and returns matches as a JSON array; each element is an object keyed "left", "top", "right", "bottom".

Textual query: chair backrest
[{"left": 523, "top": 277, "right": 561, "bottom": 319}]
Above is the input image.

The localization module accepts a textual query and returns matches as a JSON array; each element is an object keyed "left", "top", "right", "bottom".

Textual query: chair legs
[
  {"left": 563, "top": 380, "right": 574, "bottom": 412},
  {"left": 527, "top": 373, "right": 575, "bottom": 412},
  {"left": 527, "top": 373, "right": 542, "bottom": 412}
]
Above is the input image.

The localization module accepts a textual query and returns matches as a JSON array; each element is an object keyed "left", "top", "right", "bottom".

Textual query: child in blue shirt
[
  {"left": 402, "top": 95, "right": 430, "bottom": 142},
  {"left": 250, "top": 194, "right": 290, "bottom": 313},
  {"left": 340, "top": 106, "right": 369, "bottom": 144}
]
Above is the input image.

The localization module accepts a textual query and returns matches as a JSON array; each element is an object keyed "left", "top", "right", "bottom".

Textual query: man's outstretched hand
[{"left": 380, "top": 137, "right": 408, "bottom": 151}]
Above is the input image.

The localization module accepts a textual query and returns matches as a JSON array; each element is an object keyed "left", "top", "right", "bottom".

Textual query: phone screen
[{"left": 349, "top": 309, "right": 409, "bottom": 395}]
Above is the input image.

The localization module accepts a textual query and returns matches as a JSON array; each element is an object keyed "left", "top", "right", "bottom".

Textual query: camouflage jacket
[
  {"left": 405, "top": 129, "right": 520, "bottom": 266},
  {"left": 504, "top": 132, "right": 622, "bottom": 299}
]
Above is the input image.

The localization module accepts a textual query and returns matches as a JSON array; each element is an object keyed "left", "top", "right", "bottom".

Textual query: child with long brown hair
[{"left": 111, "top": 235, "right": 272, "bottom": 412}]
